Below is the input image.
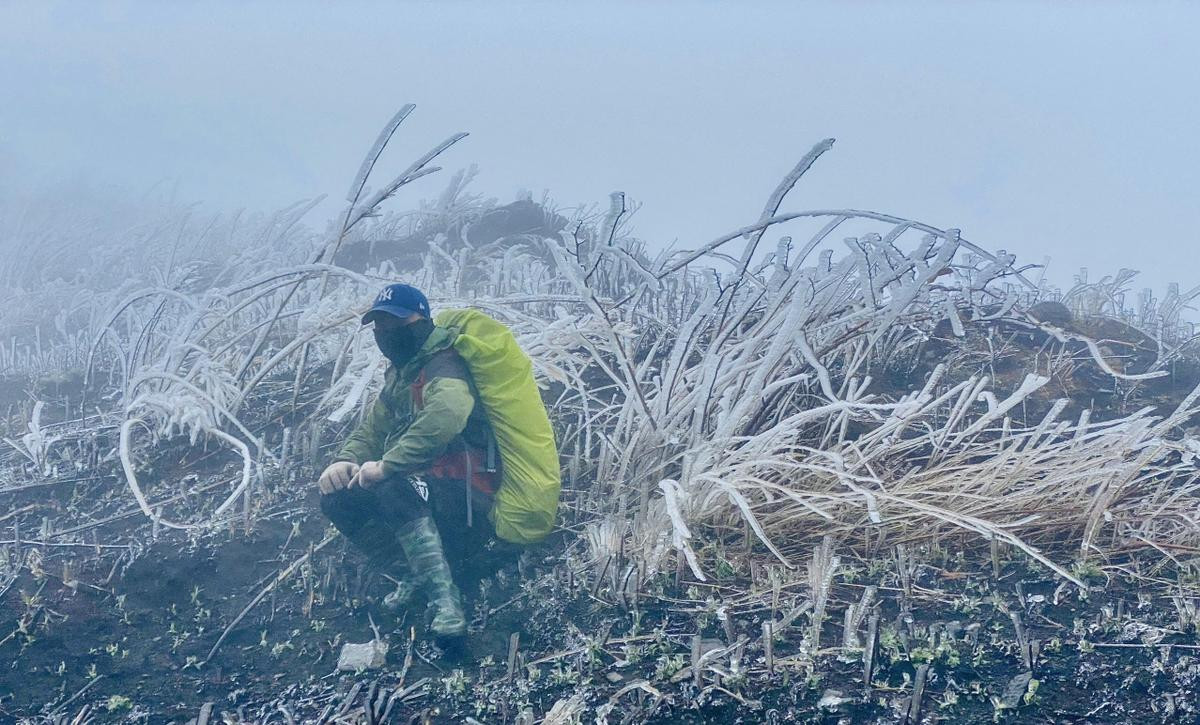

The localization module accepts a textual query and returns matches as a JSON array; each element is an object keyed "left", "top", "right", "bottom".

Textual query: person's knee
[
  {"left": 374, "top": 477, "right": 429, "bottom": 525},
  {"left": 318, "top": 487, "right": 336, "bottom": 509},
  {"left": 318, "top": 488, "right": 344, "bottom": 519},
  {"left": 320, "top": 487, "right": 369, "bottom": 521}
]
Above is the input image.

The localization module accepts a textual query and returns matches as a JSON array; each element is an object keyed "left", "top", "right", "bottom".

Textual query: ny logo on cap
[{"left": 376, "top": 287, "right": 394, "bottom": 303}]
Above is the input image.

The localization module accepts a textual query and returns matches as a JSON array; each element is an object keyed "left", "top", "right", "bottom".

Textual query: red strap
[{"left": 427, "top": 447, "right": 497, "bottom": 496}]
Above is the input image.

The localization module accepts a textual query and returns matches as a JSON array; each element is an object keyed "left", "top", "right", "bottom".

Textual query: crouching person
[{"left": 317, "top": 284, "right": 502, "bottom": 650}]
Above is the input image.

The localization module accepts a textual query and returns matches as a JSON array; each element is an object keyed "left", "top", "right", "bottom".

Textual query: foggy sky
[{"left": 2, "top": 1, "right": 1198, "bottom": 293}]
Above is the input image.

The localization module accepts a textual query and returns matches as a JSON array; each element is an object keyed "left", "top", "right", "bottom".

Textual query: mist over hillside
[{"left": 2, "top": 2, "right": 1200, "bottom": 722}]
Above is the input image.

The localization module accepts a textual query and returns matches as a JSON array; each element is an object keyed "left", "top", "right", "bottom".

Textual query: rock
[
  {"left": 465, "top": 199, "right": 567, "bottom": 247},
  {"left": 1029, "top": 301, "right": 1073, "bottom": 327},
  {"left": 336, "top": 199, "right": 569, "bottom": 276},
  {"left": 337, "top": 640, "right": 388, "bottom": 671},
  {"left": 818, "top": 689, "right": 849, "bottom": 710}
]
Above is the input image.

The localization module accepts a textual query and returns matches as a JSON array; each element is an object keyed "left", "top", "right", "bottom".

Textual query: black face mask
[{"left": 374, "top": 318, "right": 435, "bottom": 366}]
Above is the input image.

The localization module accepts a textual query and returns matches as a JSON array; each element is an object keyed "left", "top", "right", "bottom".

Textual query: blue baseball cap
[{"left": 362, "top": 284, "right": 431, "bottom": 325}]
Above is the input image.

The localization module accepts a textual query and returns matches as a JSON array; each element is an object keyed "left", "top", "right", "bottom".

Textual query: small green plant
[
  {"left": 909, "top": 646, "right": 935, "bottom": 664},
  {"left": 583, "top": 637, "right": 605, "bottom": 669},
  {"left": 878, "top": 626, "right": 903, "bottom": 661},
  {"left": 941, "top": 644, "right": 961, "bottom": 667},
  {"left": 696, "top": 597, "right": 720, "bottom": 629},
  {"left": 442, "top": 668, "right": 469, "bottom": 696},
  {"left": 648, "top": 624, "right": 670, "bottom": 657},
  {"left": 953, "top": 595, "right": 983, "bottom": 616},
  {"left": 270, "top": 640, "right": 294, "bottom": 658},
  {"left": 105, "top": 695, "right": 132, "bottom": 712},
  {"left": 1070, "top": 560, "right": 1105, "bottom": 583},
  {"left": 653, "top": 653, "right": 685, "bottom": 680},
  {"left": 865, "top": 557, "right": 892, "bottom": 580},
  {"left": 723, "top": 669, "right": 748, "bottom": 690},
  {"left": 114, "top": 593, "right": 133, "bottom": 625},
  {"left": 939, "top": 688, "right": 960, "bottom": 710},
  {"left": 839, "top": 564, "right": 863, "bottom": 583},
  {"left": 549, "top": 662, "right": 580, "bottom": 685},
  {"left": 714, "top": 556, "right": 737, "bottom": 580},
  {"left": 1023, "top": 679, "right": 1040, "bottom": 705},
  {"left": 621, "top": 643, "right": 645, "bottom": 665},
  {"left": 934, "top": 634, "right": 962, "bottom": 667}
]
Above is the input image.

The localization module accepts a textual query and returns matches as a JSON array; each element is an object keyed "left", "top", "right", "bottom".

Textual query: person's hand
[
  {"left": 351, "top": 460, "right": 388, "bottom": 489},
  {"left": 318, "top": 461, "right": 359, "bottom": 494}
]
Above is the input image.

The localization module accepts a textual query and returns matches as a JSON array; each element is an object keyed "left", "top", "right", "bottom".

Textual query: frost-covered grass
[{"left": 2, "top": 105, "right": 1198, "bottom": 605}]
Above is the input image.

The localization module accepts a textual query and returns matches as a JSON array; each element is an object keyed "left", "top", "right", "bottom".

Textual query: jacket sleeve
[
  {"left": 336, "top": 385, "right": 396, "bottom": 465},
  {"left": 380, "top": 352, "right": 475, "bottom": 476}
]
